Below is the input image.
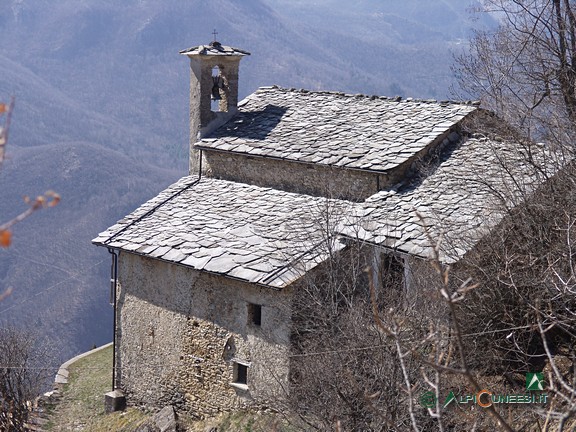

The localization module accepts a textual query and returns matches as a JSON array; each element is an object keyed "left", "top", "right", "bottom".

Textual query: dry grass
[
  {"left": 43, "top": 345, "right": 300, "bottom": 431},
  {"left": 45, "top": 345, "right": 149, "bottom": 431}
]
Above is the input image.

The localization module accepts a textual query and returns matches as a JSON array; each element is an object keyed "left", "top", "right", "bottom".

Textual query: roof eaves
[{"left": 91, "top": 176, "right": 201, "bottom": 247}]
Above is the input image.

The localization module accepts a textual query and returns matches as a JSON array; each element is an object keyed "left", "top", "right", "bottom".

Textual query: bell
[{"left": 211, "top": 76, "right": 221, "bottom": 101}]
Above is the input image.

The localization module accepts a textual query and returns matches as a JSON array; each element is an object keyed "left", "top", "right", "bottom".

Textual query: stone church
[{"left": 93, "top": 40, "right": 548, "bottom": 416}]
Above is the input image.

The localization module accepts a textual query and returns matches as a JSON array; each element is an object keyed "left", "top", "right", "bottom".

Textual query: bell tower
[{"left": 180, "top": 41, "right": 250, "bottom": 174}]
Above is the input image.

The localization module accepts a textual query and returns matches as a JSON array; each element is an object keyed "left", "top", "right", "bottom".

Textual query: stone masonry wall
[
  {"left": 116, "top": 252, "right": 292, "bottom": 418},
  {"left": 200, "top": 122, "right": 463, "bottom": 201},
  {"left": 203, "top": 151, "right": 383, "bottom": 201}
]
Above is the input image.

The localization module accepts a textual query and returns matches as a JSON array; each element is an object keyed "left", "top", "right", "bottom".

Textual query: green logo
[
  {"left": 526, "top": 372, "right": 545, "bottom": 391},
  {"left": 443, "top": 391, "right": 457, "bottom": 408},
  {"left": 419, "top": 391, "right": 437, "bottom": 408}
]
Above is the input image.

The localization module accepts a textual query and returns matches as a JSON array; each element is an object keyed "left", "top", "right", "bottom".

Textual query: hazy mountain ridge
[
  {"left": 262, "top": 0, "right": 495, "bottom": 97},
  {"left": 0, "top": 140, "right": 181, "bottom": 360},
  {"left": 1, "top": 0, "right": 495, "bottom": 156}
]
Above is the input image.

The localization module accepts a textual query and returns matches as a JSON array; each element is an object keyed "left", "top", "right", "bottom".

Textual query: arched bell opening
[{"left": 211, "top": 66, "right": 222, "bottom": 112}]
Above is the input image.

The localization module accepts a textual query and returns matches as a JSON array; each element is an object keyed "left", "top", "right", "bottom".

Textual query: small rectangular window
[
  {"left": 247, "top": 303, "right": 262, "bottom": 326},
  {"left": 234, "top": 362, "right": 248, "bottom": 385}
]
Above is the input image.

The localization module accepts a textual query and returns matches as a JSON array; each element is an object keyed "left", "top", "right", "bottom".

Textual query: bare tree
[
  {"left": 0, "top": 99, "right": 60, "bottom": 429},
  {"left": 454, "top": 0, "right": 576, "bottom": 150},
  {"left": 0, "top": 327, "right": 50, "bottom": 431},
  {"left": 283, "top": 201, "right": 523, "bottom": 431},
  {"left": 452, "top": 173, "right": 576, "bottom": 430},
  {"left": 452, "top": 2, "right": 576, "bottom": 429},
  {"left": 280, "top": 199, "right": 442, "bottom": 431}
]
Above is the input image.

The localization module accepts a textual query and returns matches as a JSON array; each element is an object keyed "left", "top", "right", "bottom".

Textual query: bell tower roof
[{"left": 180, "top": 41, "right": 250, "bottom": 57}]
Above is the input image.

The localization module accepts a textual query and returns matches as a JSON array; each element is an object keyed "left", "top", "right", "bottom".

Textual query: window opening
[
  {"left": 234, "top": 362, "right": 248, "bottom": 385},
  {"left": 247, "top": 303, "right": 262, "bottom": 326}
]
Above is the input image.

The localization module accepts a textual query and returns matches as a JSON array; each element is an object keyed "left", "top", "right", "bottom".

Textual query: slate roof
[
  {"left": 94, "top": 132, "right": 551, "bottom": 282},
  {"left": 179, "top": 41, "right": 250, "bottom": 57},
  {"left": 93, "top": 177, "right": 349, "bottom": 289},
  {"left": 196, "top": 86, "right": 478, "bottom": 172},
  {"left": 340, "top": 135, "right": 551, "bottom": 263},
  {"left": 94, "top": 83, "right": 554, "bottom": 287}
]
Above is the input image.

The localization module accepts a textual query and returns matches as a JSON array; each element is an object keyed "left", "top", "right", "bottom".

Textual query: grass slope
[
  {"left": 46, "top": 345, "right": 148, "bottom": 431},
  {"left": 43, "top": 344, "right": 298, "bottom": 431}
]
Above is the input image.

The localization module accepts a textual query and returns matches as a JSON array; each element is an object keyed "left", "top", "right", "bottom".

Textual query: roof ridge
[{"left": 256, "top": 85, "right": 480, "bottom": 106}]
